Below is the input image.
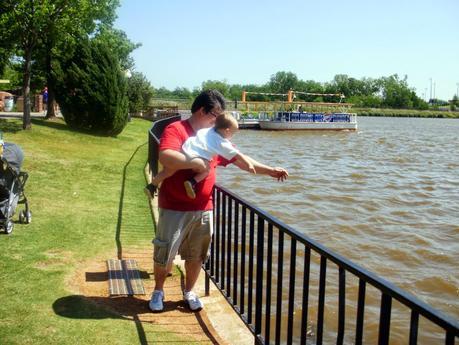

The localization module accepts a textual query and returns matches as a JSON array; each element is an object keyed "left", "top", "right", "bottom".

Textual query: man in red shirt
[{"left": 149, "top": 90, "right": 288, "bottom": 312}]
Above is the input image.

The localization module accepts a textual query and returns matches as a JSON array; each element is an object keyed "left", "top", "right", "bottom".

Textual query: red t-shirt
[{"left": 158, "top": 120, "right": 233, "bottom": 211}]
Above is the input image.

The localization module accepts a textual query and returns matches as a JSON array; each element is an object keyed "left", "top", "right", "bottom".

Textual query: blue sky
[{"left": 115, "top": 0, "right": 459, "bottom": 101}]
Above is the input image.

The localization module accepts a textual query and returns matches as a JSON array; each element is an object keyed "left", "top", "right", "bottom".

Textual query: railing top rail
[
  {"left": 215, "top": 184, "right": 459, "bottom": 334},
  {"left": 148, "top": 114, "right": 181, "bottom": 143}
]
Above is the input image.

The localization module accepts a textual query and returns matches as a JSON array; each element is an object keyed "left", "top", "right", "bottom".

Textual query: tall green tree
[
  {"left": 126, "top": 71, "right": 154, "bottom": 114},
  {"left": 268, "top": 71, "right": 298, "bottom": 93},
  {"left": 40, "top": 1, "right": 121, "bottom": 119},
  {"left": 0, "top": 0, "right": 122, "bottom": 128},
  {"left": 201, "top": 80, "right": 230, "bottom": 97},
  {"left": 93, "top": 26, "right": 141, "bottom": 72},
  {"left": 0, "top": 1, "right": 49, "bottom": 128},
  {"left": 53, "top": 39, "right": 128, "bottom": 136},
  {"left": 380, "top": 74, "right": 414, "bottom": 108}
]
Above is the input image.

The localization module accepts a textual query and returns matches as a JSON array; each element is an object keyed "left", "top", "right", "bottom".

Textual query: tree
[
  {"left": 126, "top": 71, "right": 154, "bottom": 114},
  {"left": 0, "top": 0, "right": 123, "bottom": 127},
  {"left": 201, "top": 80, "right": 230, "bottom": 97},
  {"left": 93, "top": 26, "right": 140, "bottom": 72},
  {"left": 0, "top": 1, "right": 49, "bottom": 128},
  {"left": 380, "top": 74, "right": 416, "bottom": 108},
  {"left": 53, "top": 39, "right": 128, "bottom": 136},
  {"left": 269, "top": 71, "right": 298, "bottom": 93},
  {"left": 40, "top": 1, "right": 122, "bottom": 119}
]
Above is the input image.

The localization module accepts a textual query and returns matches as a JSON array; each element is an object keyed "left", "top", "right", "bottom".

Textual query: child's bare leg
[
  {"left": 151, "top": 166, "right": 176, "bottom": 186},
  {"left": 145, "top": 167, "right": 176, "bottom": 198},
  {"left": 192, "top": 170, "right": 210, "bottom": 184}
]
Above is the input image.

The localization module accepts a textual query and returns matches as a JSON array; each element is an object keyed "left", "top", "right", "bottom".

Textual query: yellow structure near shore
[{"left": 240, "top": 89, "right": 352, "bottom": 113}]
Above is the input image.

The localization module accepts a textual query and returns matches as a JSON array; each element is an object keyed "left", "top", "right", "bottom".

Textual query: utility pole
[
  {"left": 456, "top": 83, "right": 459, "bottom": 97},
  {"left": 424, "top": 88, "right": 427, "bottom": 102},
  {"left": 429, "top": 78, "right": 433, "bottom": 102}
]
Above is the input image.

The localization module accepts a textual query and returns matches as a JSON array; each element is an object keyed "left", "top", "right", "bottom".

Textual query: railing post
[
  {"left": 317, "top": 256, "right": 327, "bottom": 345},
  {"left": 254, "top": 216, "right": 264, "bottom": 336},
  {"left": 287, "top": 238, "right": 297, "bottom": 345},
  {"left": 300, "top": 247, "right": 311, "bottom": 345},
  {"left": 247, "top": 210, "right": 255, "bottom": 324},
  {"left": 205, "top": 262, "right": 210, "bottom": 296},
  {"left": 378, "top": 293, "right": 392, "bottom": 345}
]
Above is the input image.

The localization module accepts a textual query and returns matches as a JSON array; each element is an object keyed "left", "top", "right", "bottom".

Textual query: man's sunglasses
[{"left": 208, "top": 110, "right": 224, "bottom": 118}]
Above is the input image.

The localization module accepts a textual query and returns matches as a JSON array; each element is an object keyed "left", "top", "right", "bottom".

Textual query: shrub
[{"left": 53, "top": 39, "right": 128, "bottom": 136}]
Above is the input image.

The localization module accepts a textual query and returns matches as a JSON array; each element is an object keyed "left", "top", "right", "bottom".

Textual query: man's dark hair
[{"left": 191, "top": 89, "right": 226, "bottom": 114}]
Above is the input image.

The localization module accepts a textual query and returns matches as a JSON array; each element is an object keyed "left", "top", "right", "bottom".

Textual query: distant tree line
[
  {"left": 1, "top": 2, "right": 455, "bottom": 134},
  {"left": 152, "top": 72, "right": 442, "bottom": 111}
]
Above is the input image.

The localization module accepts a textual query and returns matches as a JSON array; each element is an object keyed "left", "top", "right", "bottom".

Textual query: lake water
[{"left": 216, "top": 116, "right": 459, "bottom": 343}]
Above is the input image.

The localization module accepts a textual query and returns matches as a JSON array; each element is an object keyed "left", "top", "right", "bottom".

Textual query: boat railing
[
  {"left": 148, "top": 115, "right": 458, "bottom": 345},
  {"left": 273, "top": 111, "right": 357, "bottom": 123}
]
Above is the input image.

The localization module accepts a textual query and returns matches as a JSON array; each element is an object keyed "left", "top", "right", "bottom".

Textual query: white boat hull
[{"left": 259, "top": 120, "right": 357, "bottom": 131}]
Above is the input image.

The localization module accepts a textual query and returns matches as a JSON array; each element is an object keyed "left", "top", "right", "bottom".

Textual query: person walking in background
[
  {"left": 149, "top": 89, "right": 288, "bottom": 313},
  {"left": 42, "top": 87, "right": 48, "bottom": 112}
]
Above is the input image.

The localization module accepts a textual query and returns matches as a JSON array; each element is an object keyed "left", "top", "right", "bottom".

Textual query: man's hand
[{"left": 269, "top": 167, "right": 288, "bottom": 182}]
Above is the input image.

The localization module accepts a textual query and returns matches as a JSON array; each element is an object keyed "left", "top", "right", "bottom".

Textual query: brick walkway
[{"left": 70, "top": 246, "right": 229, "bottom": 345}]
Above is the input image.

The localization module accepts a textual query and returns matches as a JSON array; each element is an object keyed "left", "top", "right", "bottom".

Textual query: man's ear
[{"left": 196, "top": 106, "right": 205, "bottom": 116}]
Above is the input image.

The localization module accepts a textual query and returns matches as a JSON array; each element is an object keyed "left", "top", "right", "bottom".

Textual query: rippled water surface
[{"left": 217, "top": 117, "right": 459, "bottom": 333}]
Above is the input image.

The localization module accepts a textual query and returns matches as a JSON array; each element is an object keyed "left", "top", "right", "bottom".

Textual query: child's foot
[
  {"left": 184, "top": 180, "right": 196, "bottom": 199},
  {"left": 144, "top": 184, "right": 157, "bottom": 199}
]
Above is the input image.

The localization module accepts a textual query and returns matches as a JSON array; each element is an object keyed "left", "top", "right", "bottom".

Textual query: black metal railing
[
  {"left": 206, "top": 186, "right": 459, "bottom": 345},
  {"left": 148, "top": 116, "right": 459, "bottom": 345},
  {"left": 147, "top": 114, "right": 181, "bottom": 176}
]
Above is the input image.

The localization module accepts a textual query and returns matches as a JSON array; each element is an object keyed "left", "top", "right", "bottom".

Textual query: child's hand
[{"left": 248, "top": 163, "right": 256, "bottom": 174}]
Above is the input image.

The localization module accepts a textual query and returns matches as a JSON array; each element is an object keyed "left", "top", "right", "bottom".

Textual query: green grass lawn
[{"left": 0, "top": 118, "right": 185, "bottom": 344}]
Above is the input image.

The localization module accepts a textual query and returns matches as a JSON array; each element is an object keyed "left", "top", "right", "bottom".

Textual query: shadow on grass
[
  {"left": 53, "top": 291, "right": 222, "bottom": 344},
  {"left": 31, "top": 118, "right": 70, "bottom": 132},
  {"left": 115, "top": 142, "right": 148, "bottom": 260},
  {"left": 0, "top": 118, "right": 23, "bottom": 133},
  {"left": 30, "top": 118, "right": 121, "bottom": 137},
  {"left": 53, "top": 295, "right": 149, "bottom": 345}
]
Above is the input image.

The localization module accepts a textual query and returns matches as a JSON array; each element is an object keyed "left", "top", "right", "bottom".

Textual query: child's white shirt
[{"left": 182, "top": 127, "right": 239, "bottom": 161}]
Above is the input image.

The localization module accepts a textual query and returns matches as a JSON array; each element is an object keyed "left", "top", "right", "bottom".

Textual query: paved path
[{"left": 0, "top": 111, "right": 63, "bottom": 118}]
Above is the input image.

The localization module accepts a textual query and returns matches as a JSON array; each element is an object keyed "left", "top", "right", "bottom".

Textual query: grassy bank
[
  {"left": 354, "top": 107, "right": 459, "bottom": 118},
  {"left": 0, "top": 118, "right": 185, "bottom": 344}
]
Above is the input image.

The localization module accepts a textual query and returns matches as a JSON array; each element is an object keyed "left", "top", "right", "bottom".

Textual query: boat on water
[
  {"left": 239, "top": 89, "right": 357, "bottom": 131},
  {"left": 259, "top": 111, "right": 357, "bottom": 131}
]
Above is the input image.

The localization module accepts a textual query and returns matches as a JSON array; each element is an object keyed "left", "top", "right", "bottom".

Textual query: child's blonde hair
[{"left": 215, "top": 113, "right": 238, "bottom": 130}]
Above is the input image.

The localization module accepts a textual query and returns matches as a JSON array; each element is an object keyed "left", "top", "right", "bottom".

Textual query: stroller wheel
[
  {"left": 5, "top": 220, "right": 13, "bottom": 234},
  {"left": 19, "top": 210, "right": 32, "bottom": 224},
  {"left": 25, "top": 211, "right": 32, "bottom": 224}
]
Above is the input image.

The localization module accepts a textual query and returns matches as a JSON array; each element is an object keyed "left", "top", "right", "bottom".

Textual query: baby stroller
[{"left": 0, "top": 142, "right": 31, "bottom": 234}]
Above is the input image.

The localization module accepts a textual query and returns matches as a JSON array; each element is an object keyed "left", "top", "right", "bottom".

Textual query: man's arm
[
  {"left": 159, "top": 149, "right": 208, "bottom": 171},
  {"left": 233, "top": 155, "right": 288, "bottom": 181}
]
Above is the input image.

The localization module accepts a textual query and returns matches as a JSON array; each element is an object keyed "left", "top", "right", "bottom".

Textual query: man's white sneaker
[
  {"left": 183, "top": 290, "right": 203, "bottom": 311},
  {"left": 149, "top": 290, "right": 164, "bottom": 312}
]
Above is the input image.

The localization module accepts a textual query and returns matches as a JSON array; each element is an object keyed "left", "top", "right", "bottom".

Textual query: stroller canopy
[{"left": 2, "top": 143, "right": 24, "bottom": 174}]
